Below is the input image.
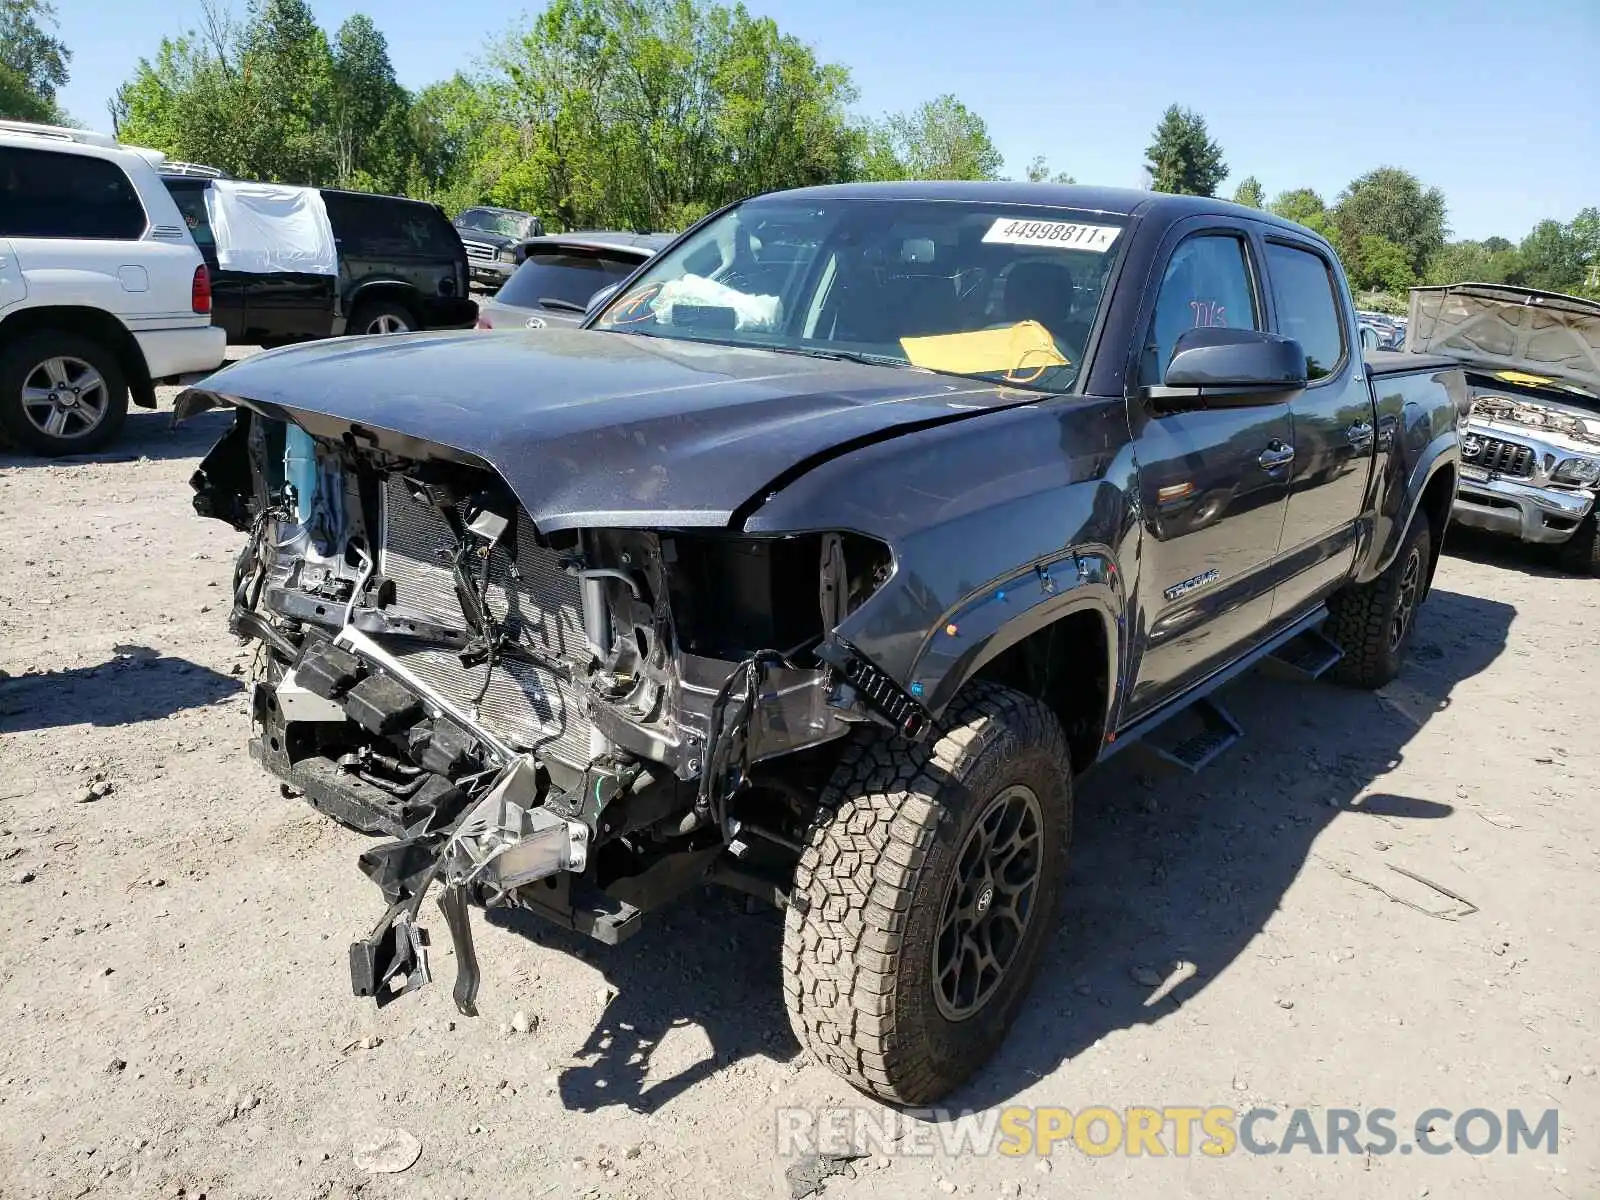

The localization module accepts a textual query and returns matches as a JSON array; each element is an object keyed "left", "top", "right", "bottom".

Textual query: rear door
[
  {"left": 1123, "top": 221, "right": 1296, "bottom": 719},
  {"left": 1264, "top": 237, "right": 1377, "bottom": 618}
]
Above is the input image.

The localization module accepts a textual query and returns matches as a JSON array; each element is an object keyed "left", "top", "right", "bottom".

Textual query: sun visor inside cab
[{"left": 205, "top": 179, "right": 338, "bottom": 276}]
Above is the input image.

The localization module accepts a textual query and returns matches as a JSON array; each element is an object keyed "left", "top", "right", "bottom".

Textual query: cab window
[
  {"left": 1139, "top": 233, "right": 1260, "bottom": 385},
  {"left": 1265, "top": 241, "right": 1346, "bottom": 380}
]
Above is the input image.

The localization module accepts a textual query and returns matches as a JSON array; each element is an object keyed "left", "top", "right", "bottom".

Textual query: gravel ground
[{"left": 1, "top": 367, "right": 1596, "bottom": 1200}]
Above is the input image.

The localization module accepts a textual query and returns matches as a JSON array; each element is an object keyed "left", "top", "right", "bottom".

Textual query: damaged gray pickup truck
[
  {"left": 1407, "top": 283, "right": 1600, "bottom": 574},
  {"left": 184, "top": 183, "right": 1466, "bottom": 1104}
]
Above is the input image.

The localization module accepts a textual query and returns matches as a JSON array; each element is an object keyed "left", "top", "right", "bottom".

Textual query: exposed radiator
[{"left": 378, "top": 477, "right": 595, "bottom": 768}]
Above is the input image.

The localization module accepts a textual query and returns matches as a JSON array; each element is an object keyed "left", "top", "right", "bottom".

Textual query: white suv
[{"left": 0, "top": 121, "right": 227, "bottom": 454}]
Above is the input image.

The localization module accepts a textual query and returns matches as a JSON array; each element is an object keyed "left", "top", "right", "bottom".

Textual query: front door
[
  {"left": 1123, "top": 227, "right": 1295, "bottom": 720},
  {"left": 1264, "top": 238, "right": 1377, "bottom": 618}
]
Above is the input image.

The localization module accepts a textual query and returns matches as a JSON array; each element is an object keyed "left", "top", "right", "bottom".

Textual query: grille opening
[{"left": 1463, "top": 436, "right": 1535, "bottom": 478}]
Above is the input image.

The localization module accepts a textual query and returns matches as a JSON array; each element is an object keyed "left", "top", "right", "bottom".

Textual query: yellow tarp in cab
[{"left": 900, "top": 321, "right": 1069, "bottom": 382}]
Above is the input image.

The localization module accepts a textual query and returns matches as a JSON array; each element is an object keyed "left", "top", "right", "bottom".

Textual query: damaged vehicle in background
[
  {"left": 1409, "top": 283, "right": 1600, "bottom": 574},
  {"left": 183, "top": 182, "right": 1465, "bottom": 1104}
]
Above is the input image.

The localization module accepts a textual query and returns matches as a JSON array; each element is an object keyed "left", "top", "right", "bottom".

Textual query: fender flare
[
  {"left": 1358, "top": 430, "right": 1459, "bottom": 585},
  {"left": 902, "top": 546, "right": 1124, "bottom": 721}
]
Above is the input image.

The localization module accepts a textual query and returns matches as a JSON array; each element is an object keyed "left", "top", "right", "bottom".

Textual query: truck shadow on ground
[
  {"left": 0, "top": 408, "right": 233, "bottom": 469},
  {"left": 0, "top": 645, "right": 242, "bottom": 732},
  {"left": 1442, "top": 526, "right": 1581, "bottom": 579},
  {"left": 492, "top": 586, "right": 1513, "bottom": 1118}
]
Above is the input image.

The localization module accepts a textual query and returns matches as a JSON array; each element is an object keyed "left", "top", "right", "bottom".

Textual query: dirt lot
[{"left": 1, "top": 370, "right": 1596, "bottom": 1200}]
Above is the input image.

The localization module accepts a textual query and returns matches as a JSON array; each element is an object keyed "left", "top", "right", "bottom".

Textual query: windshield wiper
[
  {"left": 757, "top": 345, "right": 917, "bottom": 370},
  {"left": 538, "top": 297, "right": 588, "bottom": 314}
]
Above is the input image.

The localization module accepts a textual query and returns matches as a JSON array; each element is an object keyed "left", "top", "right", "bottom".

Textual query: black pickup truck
[{"left": 184, "top": 182, "right": 1465, "bottom": 1105}]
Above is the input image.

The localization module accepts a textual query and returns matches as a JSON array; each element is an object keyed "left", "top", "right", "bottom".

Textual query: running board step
[
  {"left": 1149, "top": 696, "right": 1243, "bottom": 773},
  {"left": 1265, "top": 627, "right": 1345, "bottom": 681}
]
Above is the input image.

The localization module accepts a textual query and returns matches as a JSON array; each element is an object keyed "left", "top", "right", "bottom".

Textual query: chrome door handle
[
  {"left": 1258, "top": 442, "right": 1295, "bottom": 470},
  {"left": 1346, "top": 421, "right": 1375, "bottom": 447}
]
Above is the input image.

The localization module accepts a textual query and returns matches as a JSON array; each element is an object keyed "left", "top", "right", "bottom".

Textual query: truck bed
[{"left": 1364, "top": 351, "right": 1462, "bottom": 378}]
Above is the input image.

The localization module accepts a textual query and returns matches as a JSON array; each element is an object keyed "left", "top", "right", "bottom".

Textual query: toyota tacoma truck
[
  {"left": 182, "top": 183, "right": 1466, "bottom": 1104},
  {"left": 1406, "top": 283, "right": 1600, "bottom": 574}
]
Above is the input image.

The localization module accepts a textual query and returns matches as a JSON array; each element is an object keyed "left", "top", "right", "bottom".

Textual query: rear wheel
[
  {"left": 1326, "top": 516, "right": 1431, "bottom": 689},
  {"left": 782, "top": 682, "right": 1073, "bottom": 1104},
  {"left": 1555, "top": 514, "right": 1600, "bottom": 577},
  {"left": 348, "top": 300, "right": 415, "bottom": 336},
  {"left": 0, "top": 331, "right": 129, "bottom": 455}
]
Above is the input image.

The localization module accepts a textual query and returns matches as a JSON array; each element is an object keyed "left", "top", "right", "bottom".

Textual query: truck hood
[
  {"left": 186, "top": 327, "right": 1039, "bottom": 532},
  {"left": 1408, "top": 284, "right": 1600, "bottom": 401}
]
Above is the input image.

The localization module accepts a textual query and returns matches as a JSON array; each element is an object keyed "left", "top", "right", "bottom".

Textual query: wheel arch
[
  {"left": 906, "top": 550, "right": 1124, "bottom": 775},
  {"left": 343, "top": 280, "right": 423, "bottom": 326},
  {"left": 0, "top": 306, "right": 154, "bottom": 407}
]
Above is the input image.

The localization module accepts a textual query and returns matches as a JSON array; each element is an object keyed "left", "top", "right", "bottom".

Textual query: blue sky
[{"left": 53, "top": 0, "right": 1598, "bottom": 240}]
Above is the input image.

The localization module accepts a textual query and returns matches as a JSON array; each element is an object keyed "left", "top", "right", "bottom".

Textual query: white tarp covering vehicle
[{"left": 204, "top": 179, "right": 338, "bottom": 277}]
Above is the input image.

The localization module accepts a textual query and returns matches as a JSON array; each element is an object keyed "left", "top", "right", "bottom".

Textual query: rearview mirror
[
  {"left": 1148, "top": 328, "right": 1308, "bottom": 411},
  {"left": 585, "top": 282, "right": 621, "bottom": 319}
]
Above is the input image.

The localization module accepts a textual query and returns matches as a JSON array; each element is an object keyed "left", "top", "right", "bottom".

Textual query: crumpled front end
[
  {"left": 191, "top": 404, "right": 914, "bottom": 1011},
  {"left": 1453, "top": 389, "right": 1599, "bottom": 546}
]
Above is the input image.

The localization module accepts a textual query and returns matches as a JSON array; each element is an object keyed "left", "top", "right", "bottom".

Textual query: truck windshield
[
  {"left": 591, "top": 198, "right": 1128, "bottom": 392},
  {"left": 458, "top": 209, "right": 538, "bottom": 238}
]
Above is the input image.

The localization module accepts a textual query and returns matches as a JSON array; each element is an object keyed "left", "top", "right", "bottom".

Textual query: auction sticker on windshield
[{"left": 982, "top": 218, "right": 1121, "bottom": 252}]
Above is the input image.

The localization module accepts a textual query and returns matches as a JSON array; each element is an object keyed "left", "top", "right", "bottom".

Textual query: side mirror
[
  {"left": 585, "top": 282, "right": 621, "bottom": 319},
  {"left": 1148, "top": 327, "right": 1308, "bottom": 411}
]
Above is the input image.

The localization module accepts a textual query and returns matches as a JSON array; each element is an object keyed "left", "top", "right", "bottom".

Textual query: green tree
[
  {"left": 113, "top": 0, "right": 414, "bottom": 189},
  {"left": 480, "top": 0, "right": 861, "bottom": 230},
  {"left": 0, "top": 0, "right": 70, "bottom": 121},
  {"left": 1231, "top": 175, "right": 1264, "bottom": 208},
  {"left": 1571, "top": 207, "right": 1600, "bottom": 292},
  {"left": 862, "top": 93, "right": 1002, "bottom": 182},
  {"left": 330, "top": 15, "right": 409, "bottom": 190},
  {"left": 1424, "top": 239, "right": 1522, "bottom": 286},
  {"left": 1332, "top": 167, "right": 1448, "bottom": 279},
  {"left": 1354, "top": 235, "right": 1416, "bottom": 293},
  {"left": 1024, "top": 154, "right": 1073, "bottom": 184},
  {"left": 1513, "top": 219, "right": 1584, "bottom": 293},
  {"left": 1143, "top": 104, "right": 1226, "bottom": 196}
]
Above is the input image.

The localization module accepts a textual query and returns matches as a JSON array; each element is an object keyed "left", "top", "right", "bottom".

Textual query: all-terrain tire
[
  {"left": 346, "top": 300, "right": 416, "bottom": 336},
  {"left": 1555, "top": 514, "right": 1600, "bottom": 577},
  {"left": 0, "top": 330, "right": 129, "bottom": 455},
  {"left": 1326, "top": 517, "right": 1432, "bottom": 689},
  {"left": 782, "top": 681, "right": 1073, "bottom": 1105}
]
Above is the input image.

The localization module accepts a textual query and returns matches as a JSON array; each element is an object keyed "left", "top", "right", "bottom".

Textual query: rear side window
[
  {"left": 1140, "top": 233, "right": 1260, "bottom": 385},
  {"left": 1265, "top": 242, "right": 1345, "bottom": 380},
  {"left": 322, "top": 193, "right": 460, "bottom": 259},
  {"left": 164, "top": 181, "right": 215, "bottom": 250},
  {"left": 497, "top": 251, "right": 642, "bottom": 310},
  {"left": 0, "top": 146, "right": 147, "bottom": 240}
]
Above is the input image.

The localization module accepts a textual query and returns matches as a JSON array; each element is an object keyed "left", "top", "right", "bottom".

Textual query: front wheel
[
  {"left": 0, "top": 331, "right": 129, "bottom": 455},
  {"left": 782, "top": 682, "right": 1073, "bottom": 1105},
  {"left": 1326, "top": 516, "right": 1432, "bottom": 689}
]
